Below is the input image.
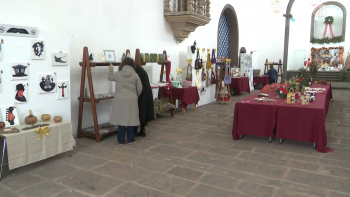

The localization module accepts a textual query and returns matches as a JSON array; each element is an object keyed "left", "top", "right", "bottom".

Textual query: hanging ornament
[
  {"left": 306, "top": 0, "right": 321, "bottom": 6},
  {"left": 271, "top": 0, "right": 283, "bottom": 13}
]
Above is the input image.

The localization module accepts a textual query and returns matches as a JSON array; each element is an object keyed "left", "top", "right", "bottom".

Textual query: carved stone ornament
[{"left": 164, "top": 0, "right": 211, "bottom": 43}]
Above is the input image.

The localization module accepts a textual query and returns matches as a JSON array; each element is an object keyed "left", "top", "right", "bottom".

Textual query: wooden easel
[
  {"left": 77, "top": 47, "right": 142, "bottom": 142},
  {"left": 215, "top": 60, "right": 232, "bottom": 105},
  {"left": 264, "top": 59, "right": 283, "bottom": 82}
]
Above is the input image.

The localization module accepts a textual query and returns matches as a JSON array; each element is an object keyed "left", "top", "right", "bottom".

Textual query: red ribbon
[{"left": 323, "top": 21, "right": 334, "bottom": 38}]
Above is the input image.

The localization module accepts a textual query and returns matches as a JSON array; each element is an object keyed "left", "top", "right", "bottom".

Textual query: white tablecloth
[{"left": 0, "top": 121, "right": 73, "bottom": 170}]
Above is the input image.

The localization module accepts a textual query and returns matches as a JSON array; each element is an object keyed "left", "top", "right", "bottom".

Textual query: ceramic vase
[
  {"left": 41, "top": 114, "right": 51, "bottom": 121},
  {"left": 54, "top": 116, "right": 62, "bottom": 123}
]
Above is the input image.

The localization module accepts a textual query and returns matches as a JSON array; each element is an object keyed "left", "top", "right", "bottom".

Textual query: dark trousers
[
  {"left": 134, "top": 122, "right": 146, "bottom": 136},
  {"left": 269, "top": 79, "right": 276, "bottom": 84},
  {"left": 117, "top": 126, "right": 135, "bottom": 144}
]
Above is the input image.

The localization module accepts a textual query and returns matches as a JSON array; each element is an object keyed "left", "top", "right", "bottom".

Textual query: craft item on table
[
  {"left": 121, "top": 53, "right": 126, "bottom": 60},
  {"left": 104, "top": 50, "right": 116, "bottom": 62},
  {"left": 302, "top": 95, "right": 310, "bottom": 105},
  {"left": 202, "top": 68, "right": 207, "bottom": 81},
  {"left": 144, "top": 53, "right": 150, "bottom": 62},
  {"left": 321, "top": 88, "right": 326, "bottom": 91},
  {"left": 254, "top": 98, "right": 263, "bottom": 102},
  {"left": 25, "top": 110, "right": 37, "bottom": 125},
  {"left": 11, "top": 63, "right": 29, "bottom": 80},
  {"left": 140, "top": 53, "right": 144, "bottom": 62},
  {"left": 1, "top": 106, "right": 20, "bottom": 127},
  {"left": 0, "top": 122, "right": 5, "bottom": 129},
  {"left": 200, "top": 85, "right": 206, "bottom": 95},
  {"left": 52, "top": 53, "right": 68, "bottom": 66},
  {"left": 14, "top": 82, "right": 28, "bottom": 103},
  {"left": 211, "top": 71, "right": 216, "bottom": 84},
  {"left": 41, "top": 114, "right": 51, "bottom": 121},
  {"left": 295, "top": 92, "right": 301, "bottom": 100},
  {"left": 195, "top": 77, "right": 202, "bottom": 90},
  {"left": 183, "top": 80, "right": 191, "bottom": 88},
  {"left": 57, "top": 81, "right": 69, "bottom": 99},
  {"left": 266, "top": 99, "right": 276, "bottom": 102},
  {"left": 257, "top": 93, "right": 269, "bottom": 98},
  {"left": 171, "top": 81, "right": 181, "bottom": 88},
  {"left": 186, "top": 59, "right": 193, "bottom": 81},
  {"left": 38, "top": 74, "right": 56, "bottom": 93},
  {"left": 201, "top": 48, "right": 207, "bottom": 67},
  {"left": 0, "top": 127, "right": 20, "bottom": 134},
  {"left": 287, "top": 88, "right": 296, "bottom": 104},
  {"left": 310, "top": 96, "right": 316, "bottom": 102},
  {"left": 306, "top": 91, "right": 317, "bottom": 96},
  {"left": 150, "top": 53, "right": 157, "bottom": 62},
  {"left": 126, "top": 53, "right": 131, "bottom": 58},
  {"left": 206, "top": 50, "right": 211, "bottom": 69},
  {"left": 54, "top": 116, "right": 62, "bottom": 123},
  {"left": 206, "top": 71, "right": 211, "bottom": 87},
  {"left": 31, "top": 39, "right": 45, "bottom": 60},
  {"left": 89, "top": 53, "right": 93, "bottom": 60},
  {"left": 211, "top": 49, "right": 216, "bottom": 64},
  {"left": 21, "top": 123, "right": 50, "bottom": 131},
  {"left": 195, "top": 48, "right": 203, "bottom": 70},
  {"left": 224, "top": 59, "right": 231, "bottom": 85},
  {"left": 36, "top": 126, "right": 50, "bottom": 140},
  {"left": 97, "top": 54, "right": 106, "bottom": 62}
]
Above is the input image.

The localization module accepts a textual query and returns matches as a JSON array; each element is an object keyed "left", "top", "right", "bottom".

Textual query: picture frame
[
  {"left": 0, "top": 40, "right": 2, "bottom": 60},
  {"left": 104, "top": 50, "right": 116, "bottom": 62},
  {"left": 38, "top": 73, "right": 56, "bottom": 93},
  {"left": 52, "top": 52, "right": 69, "bottom": 66},
  {"left": 302, "top": 96, "right": 310, "bottom": 105},
  {"left": 11, "top": 62, "right": 29, "bottom": 80},
  {"left": 31, "top": 39, "right": 45, "bottom": 60},
  {"left": 57, "top": 80, "right": 69, "bottom": 99},
  {"left": 1, "top": 106, "right": 20, "bottom": 127},
  {"left": 14, "top": 82, "right": 28, "bottom": 104}
]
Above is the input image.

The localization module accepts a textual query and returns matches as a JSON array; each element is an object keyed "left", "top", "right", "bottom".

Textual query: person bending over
[{"left": 265, "top": 65, "right": 278, "bottom": 84}]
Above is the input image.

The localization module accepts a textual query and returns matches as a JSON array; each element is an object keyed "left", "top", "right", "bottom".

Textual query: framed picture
[
  {"left": 57, "top": 80, "right": 69, "bottom": 99},
  {"left": 11, "top": 62, "right": 29, "bottom": 80},
  {"left": 1, "top": 106, "right": 20, "bottom": 127},
  {"left": 38, "top": 73, "right": 56, "bottom": 93},
  {"left": 14, "top": 82, "right": 28, "bottom": 104},
  {"left": 104, "top": 50, "right": 116, "bottom": 62},
  {"left": 0, "top": 71, "right": 2, "bottom": 92},
  {"left": 52, "top": 52, "right": 68, "bottom": 66},
  {"left": 31, "top": 39, "right": 45, "bottom": 60},
  {"left": 0, "top": 41, "right": 2, "bottom": 60}
]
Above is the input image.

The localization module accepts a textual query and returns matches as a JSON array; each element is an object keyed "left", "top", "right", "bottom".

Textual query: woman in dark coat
[{"left": 135, "top": 64, "right": 155, "bottom": 137}]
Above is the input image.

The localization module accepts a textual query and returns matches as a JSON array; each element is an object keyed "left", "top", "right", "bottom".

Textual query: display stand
[
  {"left": 264, "top": 59, "right": 283, "bottom": 82},
  {"left": 215, "top": 61, "right": 232, "bottom": 104},
  {"left": 77, "top": 47, "right": 142, "bottom": 142}
]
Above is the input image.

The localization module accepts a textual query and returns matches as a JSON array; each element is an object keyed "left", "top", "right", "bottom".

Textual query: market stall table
[
  {"left": 275, "top": 83, "right": 333, "bottom": 153},
  {"left": 171, "top": 86, "right": 200, "bottom": 115},
  {"left": 232, "top": 91, "right": 284, "bottom": 140},
  {"left": 253, "top": 76, "right": 269, "bottom": 85},
  {"left": 0, "top": 121, "right": 73, "bottom": 179},
  {"left": 230, "top": 77, "right": 251, "bottom": 95}
]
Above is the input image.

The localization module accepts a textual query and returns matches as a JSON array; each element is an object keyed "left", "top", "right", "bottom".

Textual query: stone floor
[{"left": 1, "top": 89, "right": 350, "bottom": 197}]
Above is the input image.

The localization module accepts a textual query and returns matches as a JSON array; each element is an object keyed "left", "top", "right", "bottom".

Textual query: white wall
[
  {"left": 1, "top": 0, "right": 313, "bottom": 136},
  {"left": 288, "top": 0, "right": 350, "bottom": 70},
  {"left": 0, "top": 30, "right": 71, "bottom": 124}
]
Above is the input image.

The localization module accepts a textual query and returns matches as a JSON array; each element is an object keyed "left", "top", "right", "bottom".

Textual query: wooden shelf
[
  {"left": 80, "top": 122, "right": 117, "bottom": 139},
  {"left": 78, "top": 96, "right": 114, "bottom": 103},
  {"left": 155, "top": 107, "right": 175, "bottom": 115},
  {"left": 79, "top": 62, "right": 121, "bottom": 67}
]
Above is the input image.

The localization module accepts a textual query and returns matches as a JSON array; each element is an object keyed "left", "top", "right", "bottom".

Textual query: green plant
[
  {"left": 324, "top": 16, "right": 334, "bottom": 25},
  {"left": 299, "top": 67, "right": 307, "bottom": 78},
  {"left": 310, "top": 51, "right": 319, "bottom": 79},
  {"left": 311, "top": 36, "right": 343, "bottom": 44},
  {"left": 339, "top": 69, "right": 347, "bottom": 80}
]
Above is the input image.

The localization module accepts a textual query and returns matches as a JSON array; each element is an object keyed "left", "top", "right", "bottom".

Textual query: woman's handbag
[
  {"left": 202, "top": 68, "right": 207, "bottom": 81},
  {"left": 206, "top": 53, "right": 212, "bottom": 69},
  {"left": 211, "top": 49, "right": 216, "bottom": 64},
  {"left": 206, "top": 71, "right": 211, "bottom": 87},
  {"left": 224, "top": 63, "right": 232, "bottom": 85},
  {"left": 195, "top": 50, "right": 202, "bottom": 70},
  {"left": 186, "top": 65, "right": 192, "bottom": 81},
  {"left": 211, "top": 71, "right": 216, "bottom": 84}
]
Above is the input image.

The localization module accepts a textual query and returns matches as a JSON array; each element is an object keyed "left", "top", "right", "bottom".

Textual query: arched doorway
[{"left": 217, "top": 5, "right": 239, "bottom": 66}]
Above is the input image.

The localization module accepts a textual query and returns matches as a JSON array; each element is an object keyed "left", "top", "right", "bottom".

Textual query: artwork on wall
[
  {"left": 57, "top": 80, "right": 69, "bottom": 99},
  {"left": 14, "top": 83, "right": 28, "bottom": 103},
  {"left": 0, "top": 71, "right": 2, "bottom": 92},
  {"left": 52, "top": 53, "right": 68, "bottom": 66},
  {"left": 104, "top": 50, "right": 116, "bottom": 62},
  {"left": 311, "top": 47, "right": 344, "bottom": 68},
  {"left": 11, "top": 62, "right": 29, "bottom": 80},
  {"left": 38, "top": 73, "right": 56, "bottom": 93},
  {"left": 0, "top": 24, "right": 38, "bottom": 38},
  {"left": 31, "top": 39, "right": 45, "bottom": 60},
  {"left": 0, "top": 41, "right": 2, "bottom": 60},
  {"left": 1, "top": 106, "right": 20, "bottom": 127}
]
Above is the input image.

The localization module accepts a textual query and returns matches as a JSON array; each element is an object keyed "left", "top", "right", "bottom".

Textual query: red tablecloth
[
  {"left": 232, "top": 83, "right": 333, "bottom": 153},
  {"left": 230, "top": 77, "right": 250, "bottom": 94},
  {"left": 275, "top": 83, "right": 333, "bottom": 153},
  {"left": 159, "top": 84, "right": 173, "bottom": 98},
  {"left": 172, "top": 86, "right": 200, "bottom": 109},
  {"left": 232, "top": 92, "right": 284, "bottom": 140},
  {"left": 253, "top": 76, "right": 269, "bottom": 84}
]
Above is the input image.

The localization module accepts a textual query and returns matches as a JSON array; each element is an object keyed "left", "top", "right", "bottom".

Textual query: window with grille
[{"left": 218, "top": 14, "right": 229, "bottom": 58}]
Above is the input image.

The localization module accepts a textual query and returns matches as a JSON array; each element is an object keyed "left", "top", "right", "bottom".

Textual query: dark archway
[{"left": 217, "top": 4, "right": 239, "bottom": 67}]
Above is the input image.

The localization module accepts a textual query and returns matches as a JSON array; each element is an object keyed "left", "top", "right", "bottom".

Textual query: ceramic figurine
[
  {"left": 41, "top": 114, "right": 51, "bottom": 121},
  {"left": 54, "top": 116, "right": 62, "bottom": 123}
]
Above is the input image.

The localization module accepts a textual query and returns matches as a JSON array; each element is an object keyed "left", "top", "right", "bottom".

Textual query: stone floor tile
[
  {"left": 18, "top": 182, "right": 65, "bottom": 197},
  {"left": 253, "top": 148, "right": 287, "bottom": 157},
  {"left": 107, "top": 153, "right": 138, "bottom": 165},
  {"left": 138, "top": 172, "right": 195, "bottom": 196},
  {"left": 57, "top": 170, "right": 123, "bottom": 196},
  {"left": 319, "top": 166, "right": 350, "bottom": 179},
  {"left": 54, "top": 189, "right": 89, "bottom": 197},
  {"left": 236, "top": 181, "right": 276, "bottom": 197},
  {"left": 285, "top": 153, "right": 320, "bottom": 163},
  {"left": 206, "top": 146, "right": 241, "bottom": 158},
  {"left": 151, "top": 137, "right": 179, "bottom": 145},
  {"left": 171, "top": 141, "right": 212, "bottom": 151},
  {"left": 0, "top": 184, "right": 21, "bottom": 197},
  {"left": 198, "top": 173, "right": 239, "bottom": 191},
  {"left": 319, "top": 158, "right": 350, "bottom": 169},
  {"left": 185, "top": 184, "right": 250, "bottom": 197},
  {"left": 95, "top": 162, "right": 152, "bottom": 181},
  {"left": 31, "top": 162, "right": 79, "bottom": 180},
  {"left": 105, "top": 182, "right": 177, "bottom": 197},
  {"left": 286, "top": 169, "right": 350, "bottom": 193},
  {"left": 274, "top": 189, "right": 311, "bottom": 197},
  {"left": 186, "top": 151, "right": 237, "bottom": 169},
  {"left": 59, "top": 153, "right": 108, "bottom": 169},
  {"left": 166, "top": 166, "right": 204, "bottom": 181},
  {"left": 2, "top": 173, "right": 43, "bottom": 191},
  {"left": 73, "top": 144, "right": 116, "bottom": 160},
  {"left": 253, "top": 163, "right": 287, "bottom": 178},
  {"left": 126, "top": 141, "right": 159, "bottom": 151},
  {"left": 148, "top": 144, "right": 194, "bottom": 158},
  {"left": 113, "top": 147, "right": 155, "bottom": 158},
  {"left": 238, "top": 151, "right": 290, "bottom": 166},
  {"left": 329, "top": 191, "right": 350, "bottom": 197},
  {"left": 131, "top": 157, "right": 175, "bottom": 172},
  {"left": 287, "top": 160, "right": 321, "bottom": 172}
]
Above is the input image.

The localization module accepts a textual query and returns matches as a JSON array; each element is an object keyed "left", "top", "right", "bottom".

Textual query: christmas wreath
[{"left": 324, "top": 16, "right": 334, "bottom": 25}]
